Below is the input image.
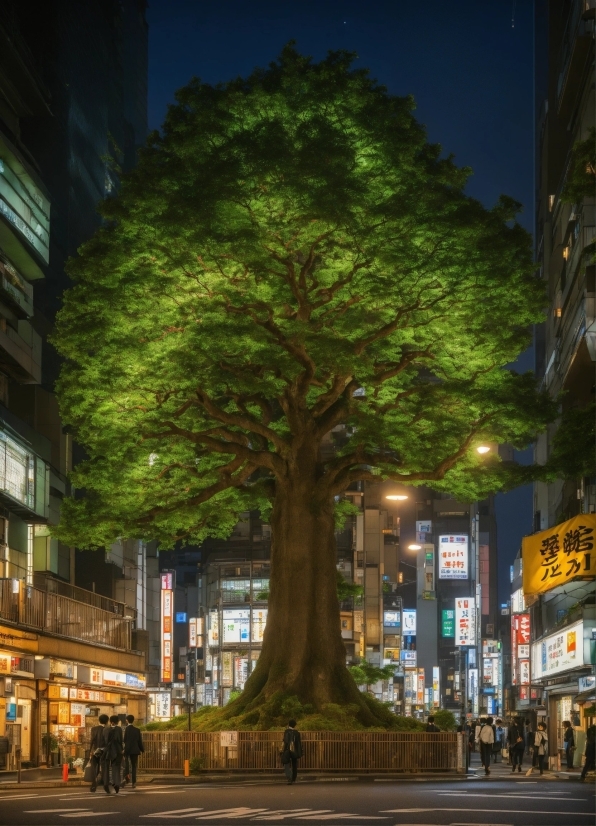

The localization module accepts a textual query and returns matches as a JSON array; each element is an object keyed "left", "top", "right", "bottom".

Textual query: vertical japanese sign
[
  {"left": 522, "top": 514, "right": 596, "bottom": 595},
  {"left": 160, "top": 572, "right": 174, "bottom": 683},
  {"left": 432, "top": 666, "right": 440, "bottom": 707},
  {"left": 438, "top": 535, "right": 469, "bottom": 579},
  {"left": 519, "top": 659, "right": 530, "bottom": 685},
  {"left": 441, "top": 609, "right": 455, "bottom": 637},
  {"left": 189, "top": 617, "right": 197, "bottom": 648},
  {"left": 455, "top": 597, "right": 476, "bottom": 646},
  {"left": 417, "top": 668, "right": 425, "bottom": 705}
]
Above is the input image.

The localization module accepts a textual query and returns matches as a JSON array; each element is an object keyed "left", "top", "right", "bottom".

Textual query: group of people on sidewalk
[
  {"left": 87, "top": 714, "right": 145, "bottom": 794},
  {"left": 467, "top": 715, "right": 595, "bottom": 780}
]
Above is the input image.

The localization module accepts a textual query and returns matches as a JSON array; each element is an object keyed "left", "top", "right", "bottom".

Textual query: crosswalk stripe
[
  {"left": 254, "top": 810, "right": 315, "bottom": 820},
  {"left": 24, "top": 809, "right": 89, "bottom": 813},
  {"left": 195, "top": 808, "right": 269, "bottom": 819},
  {"left": 141, "top": 808, "right": 204, "bottom": 819},
  {"left": 61, "top": 812, "right": 120, "bottom": 818},
  {"left": 297, "top": 815, "right": 386, "bottom": 821}
]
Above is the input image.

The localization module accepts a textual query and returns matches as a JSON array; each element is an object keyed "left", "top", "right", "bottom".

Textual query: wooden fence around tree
[{"left": 140, "top": 731, "right": 465, "bottom": 773}]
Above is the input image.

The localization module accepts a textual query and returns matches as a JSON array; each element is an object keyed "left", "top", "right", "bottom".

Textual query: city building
[
  {"left": 524, "top": 0, "right": 596, "bottom": 768},
  {"left": 0, "top": 1, "right": 151, "bottom": 769}
]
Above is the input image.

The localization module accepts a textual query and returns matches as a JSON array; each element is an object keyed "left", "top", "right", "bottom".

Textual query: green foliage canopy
[{"left": 53, "top": 46, "right": 555, "bottom": 548}]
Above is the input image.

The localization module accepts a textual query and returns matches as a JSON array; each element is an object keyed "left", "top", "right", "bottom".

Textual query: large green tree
[{"left": 54, "top": 47, "right": 554, "bottom": 725}]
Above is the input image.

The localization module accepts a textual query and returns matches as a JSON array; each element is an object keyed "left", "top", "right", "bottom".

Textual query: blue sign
[{"left": 175, "top": 612, "right": 187, "bottom": 623}]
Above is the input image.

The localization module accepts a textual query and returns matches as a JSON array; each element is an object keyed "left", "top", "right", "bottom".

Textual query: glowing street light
[
  {"left": 408, "top": 543, "right": 422, "bottom": 551},
  {"left": 386, "top": 494, "right": 408, "bottom": 501},
  {"left": 476, "top": 445, "right": 491, "bottom": 454}
]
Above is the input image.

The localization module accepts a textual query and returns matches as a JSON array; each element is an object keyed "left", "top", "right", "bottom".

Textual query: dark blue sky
[{"left": 146, "top": 0, "right": 537, "bottom": 601}]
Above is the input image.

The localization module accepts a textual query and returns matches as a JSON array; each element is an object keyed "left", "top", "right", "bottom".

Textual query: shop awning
[{"left": 574, "top": 689, "right": 596, "bottom": 704}]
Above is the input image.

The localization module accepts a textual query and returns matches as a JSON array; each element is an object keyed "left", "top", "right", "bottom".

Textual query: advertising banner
[
  {"left": 222, "top": 651, "right": 233, "bottom": 686},
  {"left": 208, "top": 610, "right": 219, "bottom": 647},
  {"left": 455, "top": 597, "right": 476, "bottom": 646},
  {"left": 383, "top": 610, "right": 401, "bottom": 627},
  {"left": 519, "top": 659, "right": 530, "bottom": 685},
  {"left": 160, "top": 585, "right": 172, "bottom": 683},
  {"left": 438, "top": 535, "right": 469, "bottom": 579},
  {"left": 432, "top": 666, "right": 440, "bottom": 707},
  {"left": 522, "top": 513, "right": 596, "bottom": 595},
  {"left": 189, "top": 618, "right": 197, "bottom": 648},
  {"left": 417, "top": 669, "right": 425, "bottom": 705},
  {"left": 516, "top": 614, "right": 531, "bottom": 645},
  {"left": 400, "top": 650, "right": 417, "bottom": 667},
  {"left": 441, "top": 609, "right": 455, "bottom": 637},
  {"left": 531, "top": 620, "right": 587, "bottom": 679},
  {"left": 222, "top": 609, "right": 250, "bottom": 643},
  {"left": 402, "top": 610, "right": 416, "bottom": 635},
  {"left": 252, "top": 609, "right": 268, "bottom": 642}
]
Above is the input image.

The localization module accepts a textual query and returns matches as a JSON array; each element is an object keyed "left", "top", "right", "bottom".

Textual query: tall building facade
[
  {"left": 525, "top": 0, "right": 596, "bottom": 768},
  {"left": 0, "top": 1, "right": 150, "bottom": 769}
]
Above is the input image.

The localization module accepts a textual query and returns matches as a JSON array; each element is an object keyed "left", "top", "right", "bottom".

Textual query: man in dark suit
[
  {"left": 123, "top": 714, "right": 144, "bottom": 788},
  {"left": 101, "top": 715, "right": 123, "bottom": 793},
  {"left": 88, "top": 714, "right": 109, "bottom": 793}
]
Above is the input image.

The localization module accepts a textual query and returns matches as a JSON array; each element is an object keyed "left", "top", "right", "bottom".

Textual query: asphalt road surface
[{"left": 0, "top": 777, "right": 592, "bottom": 826}]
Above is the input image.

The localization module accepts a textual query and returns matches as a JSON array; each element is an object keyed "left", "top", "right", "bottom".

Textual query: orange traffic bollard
[
  {"left": 184, "top": 759, "right": 190, "bottom": 778},
  {"left": 62, "top": 761, "right": 69, "bottom": 782}
]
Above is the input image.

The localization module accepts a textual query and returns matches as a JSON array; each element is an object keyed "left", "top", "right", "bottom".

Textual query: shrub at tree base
[{"left": 142, "top": 693, "right": 424, "bottom": 732}]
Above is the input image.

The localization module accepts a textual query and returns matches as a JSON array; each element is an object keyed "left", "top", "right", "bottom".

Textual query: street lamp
[
  {"left": 476, "top": 445, "right": 491, "bottom": 454},
  {"left": 386, "top": 494, "right": 408, "bottom": 501},
  {"left": 407, "top": 543, "right": 422, "bottom": 551}
]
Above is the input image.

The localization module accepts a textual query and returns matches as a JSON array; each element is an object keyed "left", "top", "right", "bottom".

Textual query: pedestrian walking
[
  {"left": 531, "top": 722, "right": 548, "bottom": 775},
  {"left": 425, "top": 715, "right": 440, "bottom": 732},
  {"left": 563, "top": 721, "right": 575, "bottom": 769},
  {"left": 88, "top": 714, "right": 109, "bottom": 793},
  {"left": 493, "top": 719, "right": 505, "bottom": 764},
  {"left": 508, "top": 718, "right": 525, "bottom": 773},
  {"left": 123, "top": 714, "right": 144, "bottom": 788},
  {"left": 281, "top": 719, "right": 302, "bottom": 784},
  {"left": 580, "top": 725, "right": 595, "bottom": 781},
  {"left": 478, "top": 716, "right": 495, "bottom": 776},
  {"left": 101, "top": 714, "right": 123, "bottom": 794}
]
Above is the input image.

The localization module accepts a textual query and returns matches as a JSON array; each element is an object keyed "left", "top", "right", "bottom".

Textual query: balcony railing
[{"left": 0, "top": 578, "right": 133, "bottom": 651}]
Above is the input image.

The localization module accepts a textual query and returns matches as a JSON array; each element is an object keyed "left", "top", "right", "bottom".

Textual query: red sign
[{"left": 516, "top": 614, "right": 530, "bottom": 645}]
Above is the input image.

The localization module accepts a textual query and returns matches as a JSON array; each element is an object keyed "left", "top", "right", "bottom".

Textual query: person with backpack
[
  {"left": 425, "top": 715, "right": 440, "bottom": 732},
  {"left": 563, "top": 720, "right": 575, "bottom": 769},
  {"left": 508, "top": 718, "right": 525, "bottom": 773},
  {"left": 281, "top": 719, "right": 303, "bottom": 784},
  {"left": 478, "top": 716, "right": 495, "bottom": 776},
  {"left": 101, "top": 714, "right": 123, "bottom": 793}
]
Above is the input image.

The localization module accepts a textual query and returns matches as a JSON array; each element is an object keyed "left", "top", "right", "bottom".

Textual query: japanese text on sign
[
  {"left": 455, "top": 597, "right": 476, "bottom": 646},
  {"left": 522, "top": 514, "right": 596, "bottom": 595},
  {"left": 438, "top": 535, "right": 469, "bottom": 579}
]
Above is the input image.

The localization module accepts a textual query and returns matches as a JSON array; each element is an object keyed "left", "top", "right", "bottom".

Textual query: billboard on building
[
  {"left": 383, "top": 610, "right": 401, "bottom": 627},
  {"left": 402, "top": 610, "right": 416, "bottom": 634},
  {"left": 441, "top": 609, "right": 455, "bottom": 637},
  {"left": 416, "top": 669, "right": 425, "bottom": 705},
  {"left": 531, "top": 620, "right": 589, "bottom": 679},
  {"left": 432, "top": 666, "right": 440, "bottom": 707},
  {"left": 160, "top": 573, "right": 173, "bottom": 683},
  {"left": 222, "top": 609, "right": 250, "bottom": 643},
  {"left": 522, "top": 514, "right": 596, "bottom": 595},
  {"left": 438, "top": 535, "right": 469, "bottom": 579},
  {"left": 455, "top": 597, "right": 476, "bottom": 646}
]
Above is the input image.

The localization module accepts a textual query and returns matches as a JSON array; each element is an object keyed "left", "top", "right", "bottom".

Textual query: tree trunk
[{"left": 227, "top": 468, "right": 381, "bottom": 725}]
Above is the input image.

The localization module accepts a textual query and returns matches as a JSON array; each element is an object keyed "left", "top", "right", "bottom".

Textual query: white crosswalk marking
[
  {"left": 195, "top": 808, "right": 269, "bottom": 819},
  {"left": 255, "top": 810, "right": 316, "bottom": 820},
  {"left": 61, "top": 812, "right": 120, "bottom": 818},
  {"left": 297, "top": 815, "right": 386, "bottom": 821},
  {"left": 24, "top": 809, "right": 89, "bottom": 813},
  {"left": 141, "top": 808, "right": 204, "bottom": 819}
]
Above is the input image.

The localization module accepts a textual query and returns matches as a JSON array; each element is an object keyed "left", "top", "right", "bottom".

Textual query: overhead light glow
[
  {"left": 476, "top": 445, "right": 491, "bottom": 454},
  {"left": 386, "top": 494, "right": 408, "bottom": 501},
  {"left": 408, "top": 543, "right": 422, "bottom": 551}
]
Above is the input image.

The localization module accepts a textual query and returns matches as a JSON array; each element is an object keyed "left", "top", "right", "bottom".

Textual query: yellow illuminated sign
[{"left": 522, "top": 514, "right": 596, "bottom": 596}]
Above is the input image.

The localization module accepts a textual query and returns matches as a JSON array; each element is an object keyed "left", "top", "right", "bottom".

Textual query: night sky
[{"left": 146, "top": 0, "right": 536, "bottom": 602}]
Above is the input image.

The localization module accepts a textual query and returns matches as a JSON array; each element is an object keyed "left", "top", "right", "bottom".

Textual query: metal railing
[
  {"left": 0, "top": 578, "right": 133, "bottom": 651},
  {"left": 140, "top": 731, "right": 465, "bottom": 773}
]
